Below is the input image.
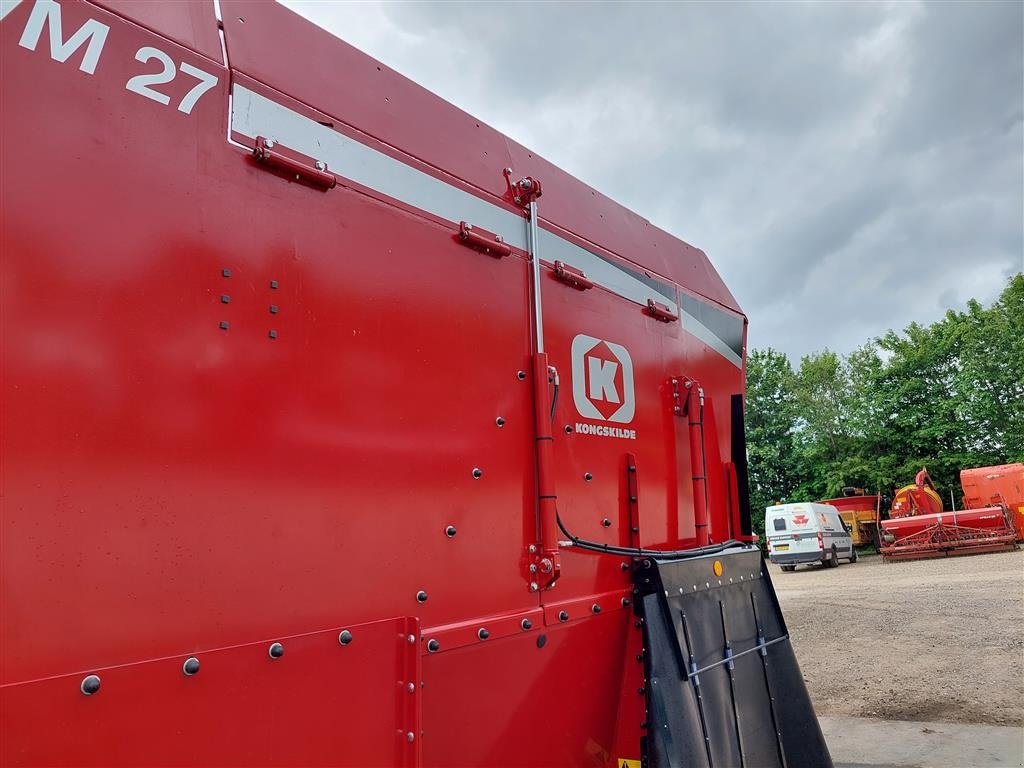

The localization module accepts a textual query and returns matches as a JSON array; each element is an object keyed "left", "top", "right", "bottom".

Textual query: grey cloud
[{"left": 283, "top": 0, "right": 1023, "bottom": 361}]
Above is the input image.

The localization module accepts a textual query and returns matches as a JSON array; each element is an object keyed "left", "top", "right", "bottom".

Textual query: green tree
[{"left": 744, "top": 348, "right": 798, "bottom": 538}]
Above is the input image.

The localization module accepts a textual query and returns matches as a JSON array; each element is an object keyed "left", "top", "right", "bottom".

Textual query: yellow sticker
[{"left": 617, "top": 760, "right": 641, "bottom": 768}]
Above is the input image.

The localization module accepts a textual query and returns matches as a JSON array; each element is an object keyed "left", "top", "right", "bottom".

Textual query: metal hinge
[
  {"left": 553, "top": 260, "right": 594, "bottom": 290},
  {"left": 503, "top": 167, "right": 543, "bottom": 206},
  {"left": 252, "top": 136, "right": 336, "bottom": 189},
  {"left": 456, "top": 221, "right": 512, "bottom": 258},
  {"left": 646, "top": 299, "right": 679, "bottom": 323}
]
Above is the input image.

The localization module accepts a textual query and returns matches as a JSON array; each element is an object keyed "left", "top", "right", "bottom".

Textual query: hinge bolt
[{"left": 80, "top": 674, "right": 101, "bottom": 695}]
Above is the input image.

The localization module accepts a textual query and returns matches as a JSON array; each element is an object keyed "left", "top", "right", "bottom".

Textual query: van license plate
[{"left": 775, "top": 544, "right": 789, "bottom": 551}]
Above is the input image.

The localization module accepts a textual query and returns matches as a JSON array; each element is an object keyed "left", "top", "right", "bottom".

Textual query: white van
[{"left": 765, "top": 503, "right": 856, "bottom": 571}]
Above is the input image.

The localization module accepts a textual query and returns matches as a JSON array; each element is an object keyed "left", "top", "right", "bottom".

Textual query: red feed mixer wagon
[
  {"left": 879, "top": 467, "right": 1021, "bottom": 561},
  {"left": 0, "top": 1, "right": 833, "bottom": 766}
]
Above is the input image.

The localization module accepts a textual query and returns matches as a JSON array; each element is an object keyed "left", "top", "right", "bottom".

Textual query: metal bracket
[
  {"left": 553, "top": 260, "right": 595, "bottom": 290},
  {"left": 645, "top": 299, "right": 679, "bottom": 323},
  {"left": 626, "top": 453, "right": 640, "bottom": 547},
  {"left": 456, "top": 221, "right": 512, "bottom": 258},
  {"left": 252, "top": 136, "right": 336, "bottom": 189},
  {"left": 503, "top": 167, "right": 543, "bottom": 207}
]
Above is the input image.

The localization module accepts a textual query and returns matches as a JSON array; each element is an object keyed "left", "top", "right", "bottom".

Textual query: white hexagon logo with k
[{"left": 570, "top": 334, "right": 635, "bottom": 424}]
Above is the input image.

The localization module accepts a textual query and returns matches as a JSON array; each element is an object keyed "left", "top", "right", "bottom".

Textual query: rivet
[
  {"left": 536, "top": 634, "right": 547, "bottom": 649},
  {"left": 416, "top": 590, "right": 428, "bottom": 603},
  {"left": 268, "top": 642, "right": 284, "bottom": 658},
  {"left": 529, "top": 563, "right": 538, "bottom": 573},
  {"left": 444, "top": 525, "right": 457, "bottom": 538},
  {"left": 584, "top": 472, "right": 593, "bottom": 481},
  {"left": 558, "top": 610, "right": 569, "bottom": 622},
  {"left": 269, "top": 305, "right": 279, "bottom": 314},
  {"left": 472, "top": 468, "right": 483, "bottom": 479},
  {"left": 592, "top": 604, "right": 601, "bottom": 614},
  {"left": 338, "top": 630, "right": 353, "bottom": 645},
  {"left": 219, "top": 321, "right": 229, "bottom": 330},
  {"left": 621, "top": 597, "right": 631, "bottom": 607},
  {"left": 407, "top": 634, "right": 416, "bottom": 644},
  {"left": 80, "top": 674, "right": 101, "bottom": 695},
  {"left": 221, "top": 268, "right": 231, "bottom": 278},
  {"left": 182, "top": 657, "right": 200, "bottom": 676},
  {"left": 601, "top": 518, "right": 612, "bottom": 528},
  {"left": 406, "top": 732, "right": 415, "bottom": 743},
  {"left": 270, "top": 280, "right": 279, "bottom": 289},
  {"left": 495, "top": 416, "right": 505, "bottom": 427},
  {"left": 521, "top": 618, "right": 532, "bottom": 630},
  {"left": 426, "top": 639, "right": 440, "bottom": 652},
  {"left": 564, "top": 425, "right": 573, "bottom": 434},
  {"left": 268, "top": 329, "right": 278, "bottom": 339},
  {"left": 220, "top": 294, "right": 231, "bottom": 304},
  {"left": 406, "top": 682, "right": 415, "bottom": 693},
  {"left": 528, "top": 544, "right": 537, "bottom": 554},
  {"left": 516, "top": 370, "right": 526, "bottom": 380},
  {"left": 477, "top": 628, "right": 490, "bottom": 640}
]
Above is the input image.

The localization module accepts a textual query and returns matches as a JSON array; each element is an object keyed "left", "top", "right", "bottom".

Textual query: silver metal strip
[
  {"left": 230, "top": 85, "right": 742, "bottom": 368},
  {"left": 527, "top": 201, "right": 545, "bottom": 353}
]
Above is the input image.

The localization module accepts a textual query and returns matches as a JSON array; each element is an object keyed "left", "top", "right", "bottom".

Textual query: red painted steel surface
[{"left": 1, "top": 1, "right": 748, "bottom": 764}]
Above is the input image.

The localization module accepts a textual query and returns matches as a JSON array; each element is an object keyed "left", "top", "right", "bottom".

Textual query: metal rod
[
  {"left": 680, "top": 610, "right": 715, "bottom": 768},
  {"left": 527, "top": 201, "right": 544, "bottom": 353},
  {"left": 719, "top": 601, "right": 747, "bottom": 767}
]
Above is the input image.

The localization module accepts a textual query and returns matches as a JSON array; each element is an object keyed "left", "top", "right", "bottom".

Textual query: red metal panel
[
  {"left": 1, "top": 617, "right": 420, "bottom": 766},
  {"left": 421, "top": 612, "right": 632, "bottom": 767},
  {"left": 91, "top": 0, "right": 222, "bottom": 64},
  {"left": 218, "top": 0, "right": 742, "bottom": 314}
]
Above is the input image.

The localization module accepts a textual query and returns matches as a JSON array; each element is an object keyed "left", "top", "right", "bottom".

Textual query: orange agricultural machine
[
  {"left": 816, "top": 487, "right": 880, "bottom": 547},
  {"left": 879, "top": 467, "right": 1021, "bottom": 561}
]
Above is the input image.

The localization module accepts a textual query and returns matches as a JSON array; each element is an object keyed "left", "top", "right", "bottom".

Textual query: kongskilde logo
[{"left": 571, "top": 334, "right": 636, "bottom": 438}]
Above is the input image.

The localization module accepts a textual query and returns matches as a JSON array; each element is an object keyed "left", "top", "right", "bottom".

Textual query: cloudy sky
[{"left": 283, "top": 0, "right": 1023, "bottom": 361}]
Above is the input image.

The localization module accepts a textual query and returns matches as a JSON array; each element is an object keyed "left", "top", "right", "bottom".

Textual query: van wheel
[
  {"left": 826, "top": 547, "right": 839, "bottom": 568},
  {"left": 781, "top": 565, "right": 796, "bottom": 572},
  {"left": 850, "top": 548, "right": 858, "bottom": 563}
]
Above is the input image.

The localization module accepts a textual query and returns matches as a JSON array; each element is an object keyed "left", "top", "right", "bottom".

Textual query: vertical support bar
[
  {"left": 627, "top": 453, "right": 641, "bottom": 547},
  {"left": 528, "top": 201, "right": 544, "bottom": 353},
  {"left": 525, "top": 198, "right": 560, "bottom": 588}
]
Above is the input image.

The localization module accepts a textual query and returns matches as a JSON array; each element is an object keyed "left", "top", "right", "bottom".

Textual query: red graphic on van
[{"left": 792, "top": 514, "right": 809, "bottom": 525}]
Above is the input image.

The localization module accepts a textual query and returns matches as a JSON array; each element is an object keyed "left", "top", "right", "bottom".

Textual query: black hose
[{"left": 556, "top": 514, "right": 746, "bottom": 561}]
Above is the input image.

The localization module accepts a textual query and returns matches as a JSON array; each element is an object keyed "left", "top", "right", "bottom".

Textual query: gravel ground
[{"left": 773, "top": 548, "right": 1024, "bottom": 727}]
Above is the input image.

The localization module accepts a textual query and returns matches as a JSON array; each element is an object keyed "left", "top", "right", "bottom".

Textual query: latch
[
  {"left": 503, "top": 167, "right": 543, "bottom": 206},
  {"left": 252, "top": 136, "right": 336, "bottom": 189},
  {"left": 553, "top": 260, "right": 594, "bottom": 290},
  {"left": 645, "top": 298, "right": 679, "bottom": 323},
  {"left": 456, "top": 221, "right": 512, "bottom": 258}
]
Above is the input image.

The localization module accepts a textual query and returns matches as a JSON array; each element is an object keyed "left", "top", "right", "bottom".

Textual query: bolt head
[
  {"left": 445, "top": 525, "right": 457, "bottom": 538},
  {"left": 268, "top": 642, "right": 284, "bottom": 659},
  {"left": 406, "top": 732, "right": 415, "bottom": 743},
  {"left": 529, "top": 582, "right": 539, "bottom": 592},
  {"left": 558, "top": 611, "right": 569, "bottom": 622},
  {"left": 592, "top": 603, "right": 602, "bottom": 614},
  {"left": 182, "top": 657, "right": 200, "bottom": 676},
  {"left": 536, "top": 634, "right": 547, "bottom": 649},
  {"left": 315, "top": 160, "right": 326, "bottom": 171},
  {"left": 521, "top": 618, "right": 532, "bottom": 630},
  {"left": 270, "top": 280, "right": 279, "bottom": 289},
  {"left": 407, "top": 682, "right": 415, "bottom": 693},
  {"left": 80, "top": 675, "right": 101, "bottom": 695},
  {"left": 621, "top": 597, "right": 631, "bottom": 607},
  {"left": 602, "top": 518, "right": 612, "bottom": 528},
  {"left": 584, "top": 472, "right": 593, "bottom": 481},
  {"left": 495, "top": 416, "right": 506, "bottom": 427},
  {"left": 472, "top": 467, "right": 483, "bottom": 479},
  {"left": 407, "top": 634, "right": 416, "bottom": 644},
  {"left": 268, "top": 329, "right": 278, "bottom": 339},
  {"left": 529, "top": 563, "right": 538, "bottom": 573},
  {"left": 517, "top": 370, "right": 527, "bottom": 380},
  {"left": 416, "top": 590, "right": 428, "bottom": 603},
  {"left": 264, "top": 139, "right": 275, "bottom": 148},
  {"left": 477, "top": 628, "right": 489, "bottom": 640},
  {"left": 338, "top": 630, "right": 353, "bottom": 645},
  {"left": 426, "top": 639, "right": 440, "bottom": 653}
]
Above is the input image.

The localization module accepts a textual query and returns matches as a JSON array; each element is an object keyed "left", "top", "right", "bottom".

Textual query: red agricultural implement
[
  {"left": 879, "top": 468, "right": 1020, "bottom": 561},
  {"left": 1, "top": 1, "right": 832, "bottom": 765}
]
